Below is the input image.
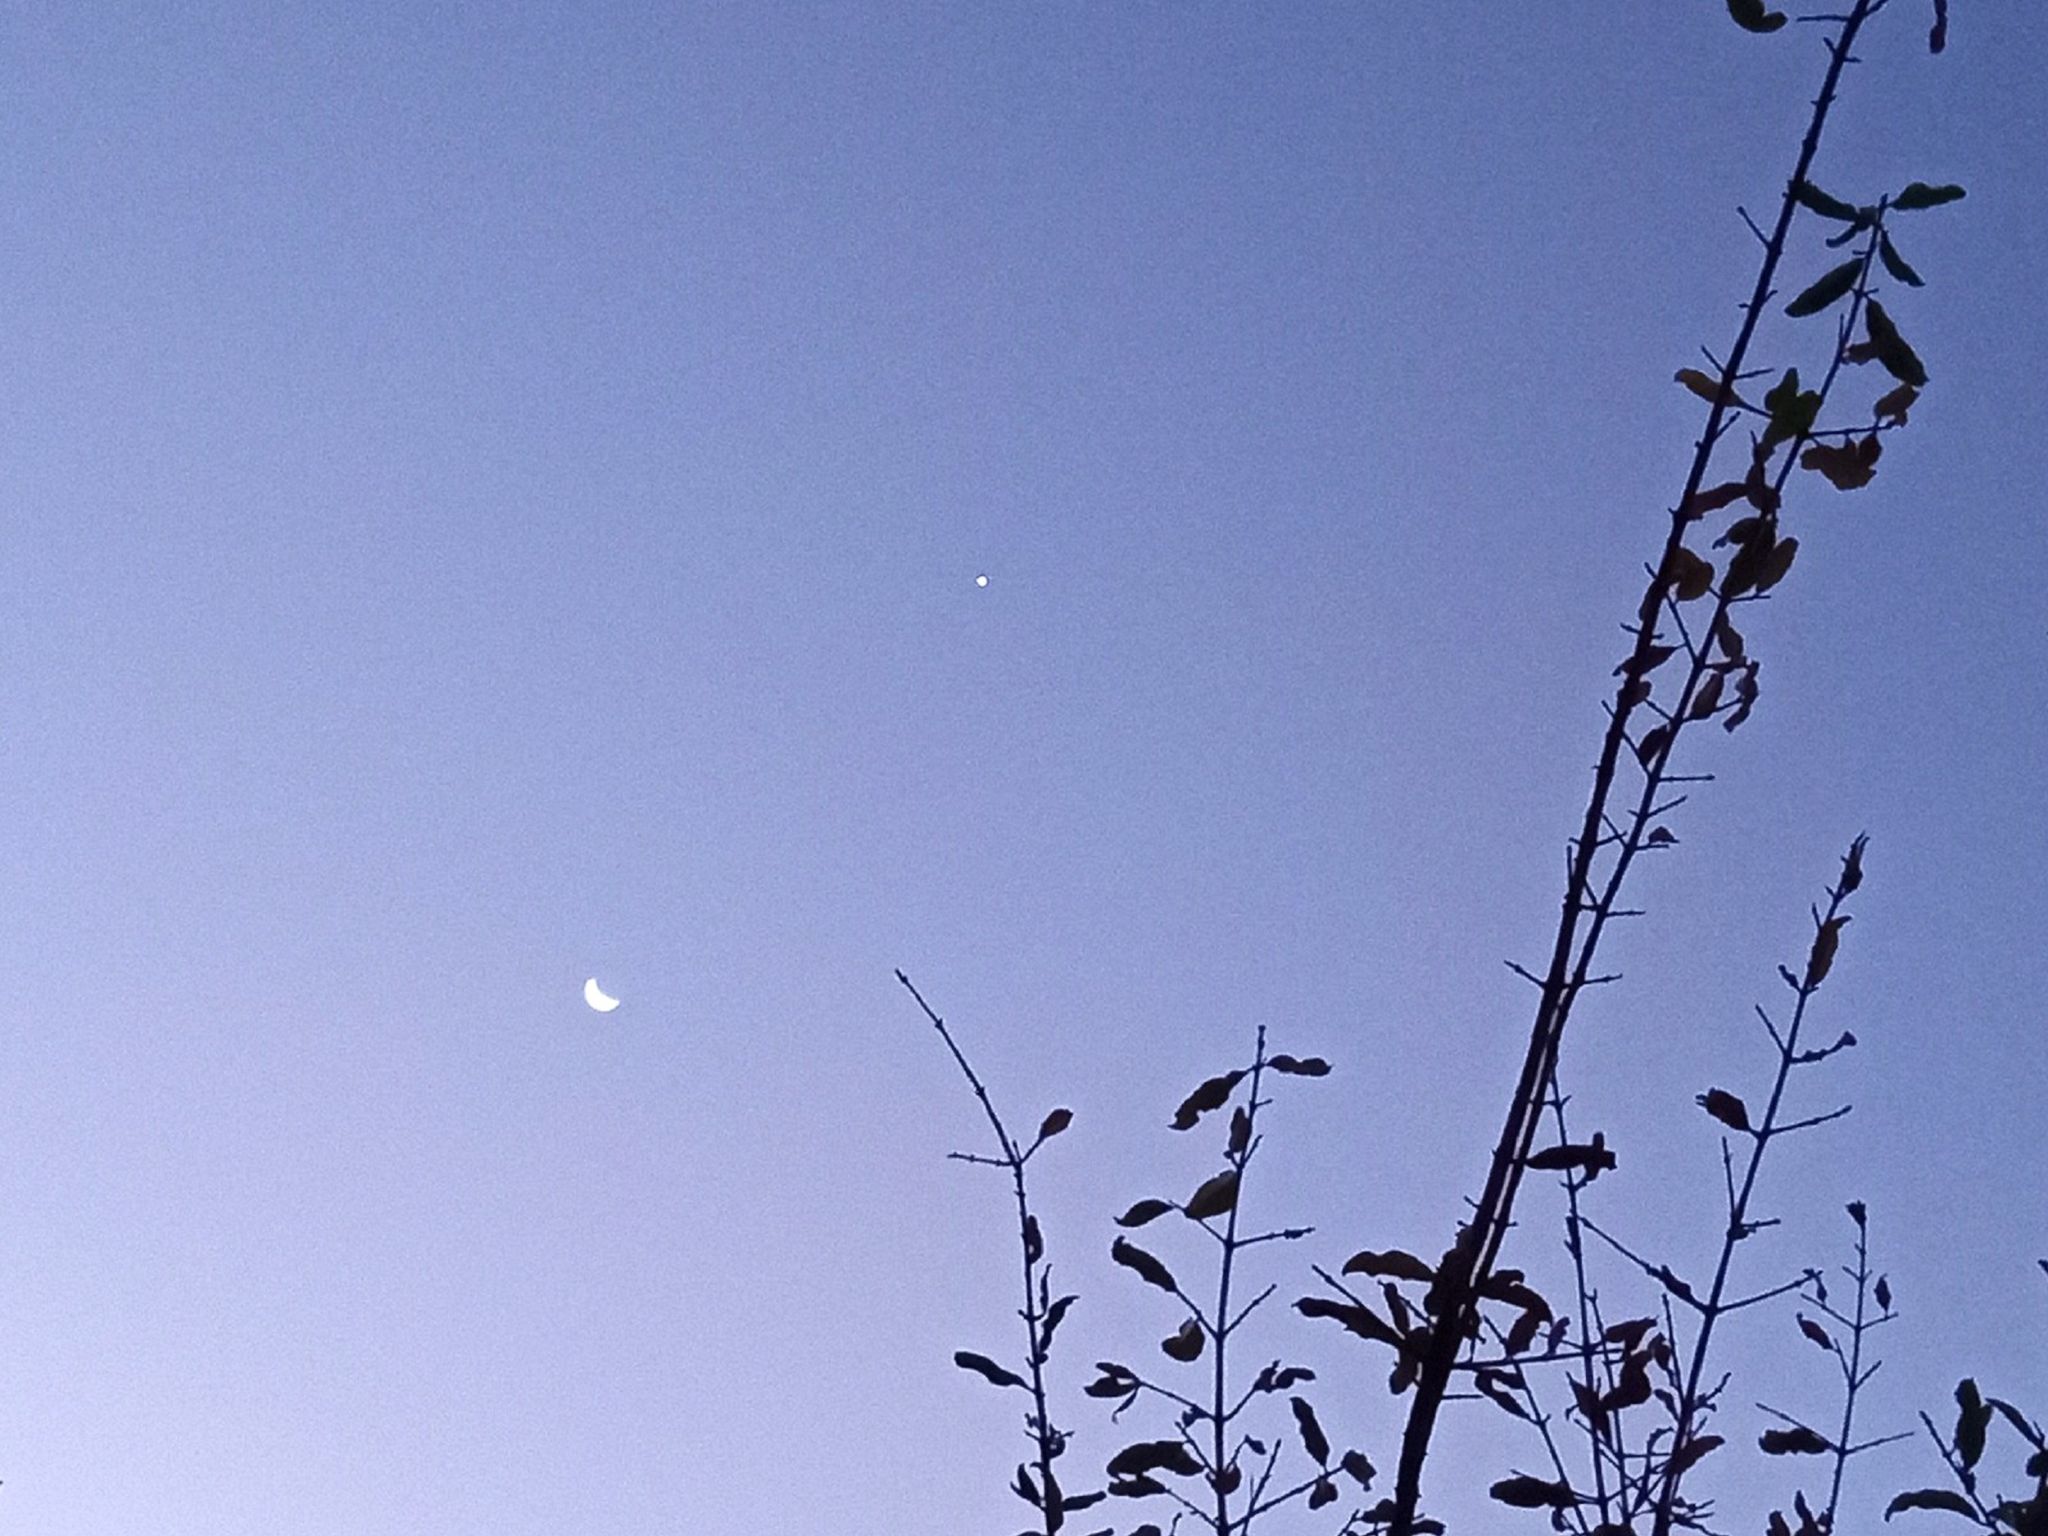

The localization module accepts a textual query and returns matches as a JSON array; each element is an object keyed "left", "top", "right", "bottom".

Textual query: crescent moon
[{"left": 583, "top": 977, "right": 621, "bottom": 1013}]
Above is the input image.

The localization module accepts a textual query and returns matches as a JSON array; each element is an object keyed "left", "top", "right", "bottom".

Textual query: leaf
[
  {"left": 1526, "top": 1137, "right": 1618, "bottom": 1180},
  {"left": 1269, "top": 1053, "right": 1331, "bottom": 1076},
  {"left": 1491, "top": 1474, "right": 1581, "bottom": 1509},
  {"left": 1112, "top": 1237, "right": 1179, "bottom": 1294},
  {"left": 1107, "top": 1440, "right": 1202, "bottom": 1479},
  {"left": 1930, "top": 0, "right": 1948, "bottom": 52},
  {"left": 1014, "top": 1462, "right": 1042, "bottom": 1508},
  {"left": 1806, "top": 915, "right": 1848, "bottom": 986},
  {"left": 1862, "top": 300, "right": 1929, "bottom": 388},
  {"left": 1636, "top": 722, "right": 1672, "bottom": 768},
  {"left": 1291, "top": 1396, "right": 1332, "bottom": 1464},
  {"left": 1792, "top": 180, "right": 1862, "bottom": 222},
  {"left": 1785, "top": 259, "right": 1862, "bottom": 318},
  {"left": 1688, "top": 670, "right": 1725, "bottom": 721},
  {"left": 1681, "top": 480, "right": 1749, "bottom": 519},
  {"left": 1878, "top": 232, "right": 1925, "bottom": 287},
  {"left": 1697, "top": 1088, "right": 1752, "bottom": 1132},
  {"left": 1667, "top": 1433, "right": 1725, "bottom": 1479},
  {"left": 1726, "top": 0, "right": 1789, "bottom": 33},
  {"left": 1798, "top": 1314, "right": 1835, "bottom": 1350},
  {"left": 1753, "top": 534, "right": 1798, "bottom": 593},
  {"left": 1161, "top": 1318, "right": 1205, "bottom": 1362},
  {"left": 1875, "top": 1274, "right": 1893, "bottom": 1310},
  {"left": 1887, "top": 1489, "right": 1980, "bottom": 1521},
  {"left": 1117, "top": 1198, "right": 1175, "bottom": 1229},
  {"left": 1895, "top": 181, "right": 1966, "bottom": 211},
  {"left": 1342, "top": 1450, "right": 1376, "bottom": 1488},
  {"left": 1802, "top": 437, "right": 1881, "bottom": 490},
  {"left": 1183, "top": 1169, "right": 1241, "bottom": 1222},
  {"left": 1647, "top": 825, "right": 1678, "bottom": 846},
  {"left": 1024, "top": 1214, "right": 1043, "bottom": 1266},
  {"left": 954, "top": 1350, "right": 1028, "bottom": 1390},
  {"left": 1874, "top": 382, "right": 1919, "bottom": 425},
  {"left": 1760, "top": 1426, "right": 1832, "bottom": 1455},
  {"left": 1664, "top": 546, "right": 1716, "bottom": 602},
  {"left": 1956, "top": 1378, "right": 1991, "bottom": 1469},
  {"left": 1296, "top": 1294, "right": 1403, "bottom": 1348},
  {"left": 1035, "top": 1107, "right": 1073, "bottom": 1142},
  {"left": 1309, "top": 1478, "right": 1339, "bottom": 1510},
  {"left": 1342, "top": 1249, "right": 1436, "bottom": 1284},
  {"left": 1084, "top": 1362, "right": 1139, "bottom": 1399},
  {"left": 1171, "top": 1070, "right": 1244, "bottom": 1130}
]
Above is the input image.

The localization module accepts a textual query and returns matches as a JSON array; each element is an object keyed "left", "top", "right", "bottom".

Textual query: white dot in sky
[
  {"left": 583, "top": 977, "right": 621, "bottom": 1013},
  {"left": 975, "top": 573, "right": 989, "bottom": 587}
]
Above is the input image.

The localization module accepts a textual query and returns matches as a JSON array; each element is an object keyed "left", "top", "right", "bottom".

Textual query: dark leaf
[
  {"left": 1894, "top": 181, "right": 1966, "bottom": 211},
  {"left": 1014, "top": 1463, "right": 1042, "bottom": 1508},
  {"left": 1807, "top": 916, "right": 1848, "bottom": 986},
  {"left": 1504, "top": 1308, "right": 1544, "bottom": 1356},
  {"left": 1664, "top": 546, "right": 1716, "bottom": 602},
  {"left": 955, "top": 1350, "right": 1028, "bottom": 1390},
  {"left": 1291, "top": 1396, "right": 1331, "bottom": 1464},
  {"left": 1036, "top": 1107, "right": 1073, "bottom": 1142},
  {"left": 1084, "top": 1363, "right": 1138, "bottom": 1399},
  {"left": 1681, "top": 480, "right": 1749, "bottom": 519},
  {"left": 1874, "top": 382, "right": 1919, "bottom": 425},
  {"left": 1109, "top": 1474, "right": 1165, "bottom": 1498},
  {"left": 1024, "top": 1215, "right": 1044, "bottom": 1267},
  {"left": 1227, "top": 1106, "right": 1251, "bottom": 1157},
  {"left": 1802, "top": 437, "right": 1881, "bottom": 491},
  {"left": 1798, "top": 1314, "right": 1835, "bottom": 1351},
  {"left": 1171, "top": 1070, "right": 1244, "bottom": 1130},
  {"left": 1878, "top": 232, "right": 1925, "bottom": 287},
  {"left": 1041, "top": 1294, "right": 1078, "bottom": 1352},
  {"left": 1112, "top": 1238, "right": 1179, "bottom": 1294},
  {"left": 1647, "top": 825, "right": 1678, "bottom": 845},
  {"left": 1667, "top": 1433, "right": 1725, "bottom": 1479},
  {"left": 1875, "top": 1274, "right": 1893, "bottom": 1311},
  {"left": 1930, "top": 0, "right": 1948, "bottom": 51},
  {"left": 1793, "top": 180, "right": 1862, "bottom": 222},
  {"left": 1688, "top": 670, "right": 1725, "bottom": 721},
  {"left": 1296, "top": 1295, "right": 1403, "bottom": 1349},
  {"left": 1342, "top": 1249, "right": 1436, "bottom": 1285},
  {"left": 1864, "top": 300, "right": 1929, "bottom": 387},
  {"left": 1674, "top": 367, "right": 1754, "bottom": 412},
  {"left": 1106, "top": 1441, "right": 1202, "bottom": 1479},
  {"left": 1117, "top": 1199, "right": 1175, "bottom": 1229},
  {"left": 1785, "top": 259, "right": 1862, "bottom": 318},
  {"left": 1887, "top": 1490, "right": 1980, "bottom": 1521},
  {"left": 1759, "top": 1426, "right": 1832, "bottom": 1455},
  {"left": 1270, "top": 1054, "right": 1332, "bottom": 1077},
  {"left": 1309, "top": 1477, "right": 1339, "bottom": 1510},
  {"left": 1527, "top": 1137, "right": 1618, "bottom": 1179},
  {"left": 1183, "top": 1169, "right": 1241, "bottom": 1222},
  {"left": 1698, "top": 1088, "right": 1752, "bottom": 1132},
  {"left": 1057, "top": 1490, "right": 1104, "bottom": 1513},
  {"left": 1342, "top": 1450, "right": 1376, "bottom": 1488},
  {"left": 1726, "top": 0, "right": 1789, "bottom": 33},
  {"left": 1491, "top": 1474, "right": 1581, "bottom": 1510},
  {"left": 1476, "top": 1370, "right": 1531, "bottom": 1420},
  {"left": 1637, "top": 722, "right": 1672, "bottom": 768},
  {"left": 1161, "top": 1318, "right": 1205, "bottom": 1362},
  {"left": 1956, "top": 1378, "right": 1990, "bottom": 1469}
]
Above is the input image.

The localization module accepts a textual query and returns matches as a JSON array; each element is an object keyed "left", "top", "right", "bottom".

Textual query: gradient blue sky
[{"left": 2, "top": 4, "right": 2043, "bottom": 1532}]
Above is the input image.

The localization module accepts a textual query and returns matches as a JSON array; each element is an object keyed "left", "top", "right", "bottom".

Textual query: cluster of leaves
[{"left": 1890, "top": 1329, "right": 2048, "bottom": 1536}]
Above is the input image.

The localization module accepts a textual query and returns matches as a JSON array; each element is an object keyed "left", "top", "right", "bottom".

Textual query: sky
[{"left": 1, "top": 3, "right": 2043, "bottom": 1533}]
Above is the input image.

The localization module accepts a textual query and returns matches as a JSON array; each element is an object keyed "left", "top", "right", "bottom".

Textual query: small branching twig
[
  {"left": 1092, "top": 1031, "right": 1374, "bottom": 1533},
  {"left": 897, "top": 970, "right": 1102, "bottom": 1535}
]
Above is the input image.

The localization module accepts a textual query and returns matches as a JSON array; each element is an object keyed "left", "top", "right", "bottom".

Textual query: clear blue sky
[{"left": 1, "top": 4, "right": 2042, "bottom": 1532}]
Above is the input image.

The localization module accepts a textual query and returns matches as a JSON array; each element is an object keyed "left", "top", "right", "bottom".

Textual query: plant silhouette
[{"left": 903, "top": 5, "right": 2030, "bottom": 1535}]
